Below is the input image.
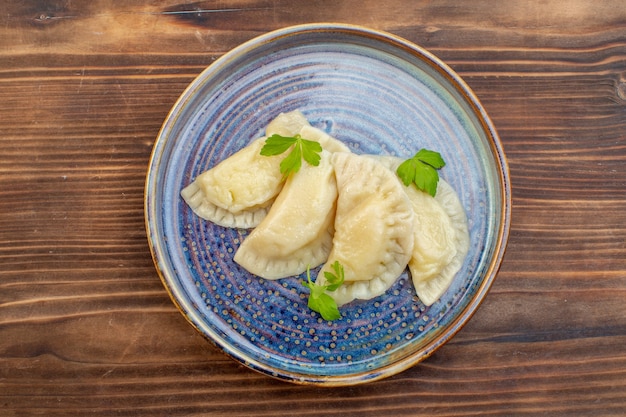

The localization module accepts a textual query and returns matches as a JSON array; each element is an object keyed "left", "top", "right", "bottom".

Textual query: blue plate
[{"left": 145, "top": 23, "right": 511, "bottom": 385}]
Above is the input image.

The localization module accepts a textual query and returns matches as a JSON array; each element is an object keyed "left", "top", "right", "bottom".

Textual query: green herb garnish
[
  {"left": 396, "top": 148, "right": 445, "bottom": 197},
  {"left": 302, "top": 261, "right": 345, "bottom": 321},
  {"left": 260, "top": 134, "right": 323, "bottom": 178}
]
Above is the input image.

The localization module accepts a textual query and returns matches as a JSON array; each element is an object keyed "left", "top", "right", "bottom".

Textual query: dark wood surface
[{"left": 2, "top": 1, "right": 626, "bottom": 415}]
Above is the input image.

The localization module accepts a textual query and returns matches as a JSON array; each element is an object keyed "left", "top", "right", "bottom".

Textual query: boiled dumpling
[
  {"left": 233, "top": 150, "right": 338, "bottom": 279},
  {"left": 374, "top": 156, "right": 469, "bottom": 306},
  {"left": 180, "top": 111, "right": 312, "bottom": 228},
  {"left": 180, "top": 180, "right": 271, "bottom": 229},
  {"left": 315, "top": 153, "right": 414, "bottom": 306},
  {"left": 412, "top": 179, "right": 469, "bottom": 305},
  {"left": 180, "top": 137, "right": 285, "bottom": 228}
]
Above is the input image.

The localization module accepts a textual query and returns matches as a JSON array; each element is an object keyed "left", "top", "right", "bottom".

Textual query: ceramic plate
[{"left": 145, "top": 23, "right": 510, "bottom": 385}]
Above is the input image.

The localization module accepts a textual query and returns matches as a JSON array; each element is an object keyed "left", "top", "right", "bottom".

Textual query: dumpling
[
  {"left": 180, "top": 137, "right": 285, "bottom": 228},
  {"left": 374, "top": 156, "right": 469, "bottom": 306},
  {"left": 180, "top": 111, "right": 312, "bottom": 228},
  {"left": 411, "top": 179, "right": 469, "bottom": 305},
  {"left": 315, "top": 153, "right": 414, "bottom": 306},
  {"left": 180, "top": 181, "right": 270, "bottom": 229},
  {"left": 234, "top": 150, "right": 338, "bottom": 279}
]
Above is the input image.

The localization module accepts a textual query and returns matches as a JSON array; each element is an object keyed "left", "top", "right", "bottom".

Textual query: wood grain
[{"left": 1, "top": 1, "right": 626, "bottom": 415}]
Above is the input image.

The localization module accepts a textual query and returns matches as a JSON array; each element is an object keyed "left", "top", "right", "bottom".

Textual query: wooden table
[{"left": 2, "top": 1, "right": 625, "bottom": 415}]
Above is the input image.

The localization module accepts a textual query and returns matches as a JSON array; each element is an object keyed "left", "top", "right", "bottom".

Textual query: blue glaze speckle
[{"left": 145, "top": 23, "right": 510, "bottom": 385}]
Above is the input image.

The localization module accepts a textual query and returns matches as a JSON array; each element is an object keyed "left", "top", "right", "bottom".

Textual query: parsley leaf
[
  {"left": 302, "top": 261, "right": 344, "bottom": 321},
  {"left": 396, "top": 148, "right": 445, "bottom": 197},
  {"left": 323, "top": 261, "right": 344, "bottom": 291},
  {"left": 260, "top": 134, "right": 322, "bottom": 178}
]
